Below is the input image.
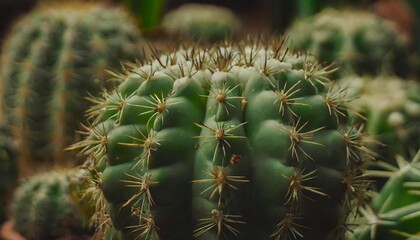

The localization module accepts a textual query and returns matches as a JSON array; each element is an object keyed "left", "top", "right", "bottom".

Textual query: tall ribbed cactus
[
  {"left": 288, "top": 8, "right": 409, "bottom": 76},
  {"left": 12, "top": 167, "right": 94, "bottom": 240},
  {"left": 0, "top": 127, "right": 17, "bottom": 224},
  {"left": 0, "top": 2, "right": 142, "bottom": 171},
  {"left": 73, "top": 38, "right": 375, "bottom": 239}
]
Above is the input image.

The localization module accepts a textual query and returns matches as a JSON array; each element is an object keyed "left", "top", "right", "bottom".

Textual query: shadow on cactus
[
  {"left": 70, "top": 37, "right": 378, "bottom": 240},
  {"left": 0, "top": 1, "right": 143, "bottom": 175}
]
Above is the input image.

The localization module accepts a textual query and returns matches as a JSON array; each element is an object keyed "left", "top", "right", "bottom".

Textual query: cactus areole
[{"left": 74, "top": 38, "right": 374, "bottom": 240}]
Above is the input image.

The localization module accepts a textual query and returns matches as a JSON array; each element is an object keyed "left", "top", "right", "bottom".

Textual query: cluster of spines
[{"left": 72, "top": 38, "right": 375, "bottom": 240}]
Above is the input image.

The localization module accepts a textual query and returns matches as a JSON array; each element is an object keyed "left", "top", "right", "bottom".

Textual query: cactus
[
  {"left": 288, "top": 8, "right": 409, "bottom": 76},
  {"left": 71, "top": 38, "right": 376, "bottom": 240},
  {"left": 11, "top": 167, "right": 94, "bottom": 240},
  {"left": 0, "top": 127, "right": 17, "bottom": 224},
  {"left": 0, "top": 2, "right": 143, "bottom": 172},
  {"left": 350, "top": 150, "right": 420, "bottom": 240},
  {"left": 161, "top": 3, "right": 241, "bottom": 42},
  {"left": 339, "top": 75, "right": 420, "bottom": 162}
]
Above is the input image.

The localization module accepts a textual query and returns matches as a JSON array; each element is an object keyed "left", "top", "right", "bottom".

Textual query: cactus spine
[
  {"left": 0, "top": 2, "right": 142, "bottom": 172},
  {"left": 73, "top": 38, "right": 375, "bottom": 240}
]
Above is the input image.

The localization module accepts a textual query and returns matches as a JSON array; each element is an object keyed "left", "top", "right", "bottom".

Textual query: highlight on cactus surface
[{"left": 70, "top": 36, "right": 378, "bottom": 240}]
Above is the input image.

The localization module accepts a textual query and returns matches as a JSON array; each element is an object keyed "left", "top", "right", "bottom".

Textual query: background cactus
[
  {"left": 0, "top": 2, "right": 143, "bottom": 174},
  {"left": 0, "top": 127, "right": 17, "bottom": 224},
  {"left": 288, "top": 8, "right": 409, "bottom": 76},
  {"left": 350, "top": 150, "right": 420, "bottom": 240},
  {"left": 73, "top": 38, "right": 375, "bottom": 239},
  {"left": 339, "top": 75, "right": 420, "bottom": 162},
  {"left": 161, "top": 3, "right": 242, "bottom": 42},
  {"left": 12, "top": 167, "right": 94, "bottom": 240}
]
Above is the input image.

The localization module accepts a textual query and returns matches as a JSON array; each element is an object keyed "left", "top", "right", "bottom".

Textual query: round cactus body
[
  {"left": 74, "top": 39, "right": 374, "bottom": 240},
  {"left": 162, "top": 3, "right": 241, "bottom": 42},
  {"left": 339, "top": 75, "right": 420, "bottom": 162},
  {"left": 12, "top": 167, "right": 94, "bottom": 240},
  {"left": 288, "top": 8, "right": 409, "bottom": 76},
  {"left": 0, "top": 127, "right": 17, "bottom": 224},
  {"left": 351, "top": 150, "right": 420, "bottom": 240},
  {"left": 0, "top": 2, "right": 143, "bottom": 171}
]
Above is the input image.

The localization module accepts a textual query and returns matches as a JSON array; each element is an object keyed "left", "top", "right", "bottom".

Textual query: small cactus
[
  {"left": 12, "top": 168, "right": 94, "bottom": 240},
  {"left": 0, "top": 2, "right": 143, "bottom": 172},
  {"left": 72, "top": 38, "right": 375, "bottom": 239},
  {"left": 162, "top": 3, "right": 242, "bottom": 42},
  {"left": 288, "top": 8, "right": 409, "bottom": 76}
]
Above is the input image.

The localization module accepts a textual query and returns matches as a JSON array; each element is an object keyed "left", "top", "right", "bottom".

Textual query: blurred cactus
[
  {"left": 340, "top": 75, "right": 420, "bottom": 162},
  {"left": 0, "top": 2, "right": 143, "bottom": 173},
  {"left": 0, "top": 127, "right": 17, "bottom": 224},
  {"left": 162, "top": 3, "right": 242, "bottom": 42},
  {"left": 288, "top": 8, "right": 409, "bottom": 76},
  {"left": 12, "top": 168, "right": 94, "bottom": 240}
]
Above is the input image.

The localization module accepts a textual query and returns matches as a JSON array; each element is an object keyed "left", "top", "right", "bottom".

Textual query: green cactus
[
  {"left": 288, "top": 8, "right": 409, "bottom": 76},
  {"left": 12, "top": 167, "right": 94, "bottom": 240},
  {"left": 0, "top": 2, "right": 143, "bottom": 171},
  {"left": 72, "top": 38, "right": 376, "bottom": 240},
  {"left": 161, "top": 3, "right": 241, "bottom": 42},
  {"left": 339, "top": 75, "right": 420, "bottom": 162},
  {"left": 0, "top": 127, "right": 17, "bottom": 224},
  {"left": 349, "top": 150, "right": 420, "bottom": 240}
]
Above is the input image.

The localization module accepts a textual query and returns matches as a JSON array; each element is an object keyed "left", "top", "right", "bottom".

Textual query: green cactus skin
[
  {"left": 161, "top": 3, "right": 241, "bottom": 42},
  {"left": 339, "top": 75, "right": 420, "bottom": 162},
  {"left": 12, "top": 167, "right": 94, "bottom": 240},
  {"left": 0, "top": 127, "right": 17, "bottom": 224},
  {"left": 350, "top": 150, "right": 420, "bottom": 240},
  {"left": 0, "top": 2, "right": 143, "bottom": 171},
  {"left": 73, "top": 39, "right": 375, "bottom": 240},
  {"left": 288, "top": 8, "right": 409, "bottom": 76}
]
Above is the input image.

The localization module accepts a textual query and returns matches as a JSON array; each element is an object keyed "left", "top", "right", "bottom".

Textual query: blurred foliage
[{"left": 121, "top": 0, "right": 166, "bottom": 32}]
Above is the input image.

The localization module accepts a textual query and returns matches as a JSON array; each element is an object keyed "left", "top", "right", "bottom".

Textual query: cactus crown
[{"left": 73, "top": 37, "right": 375, "bottom": 240}]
